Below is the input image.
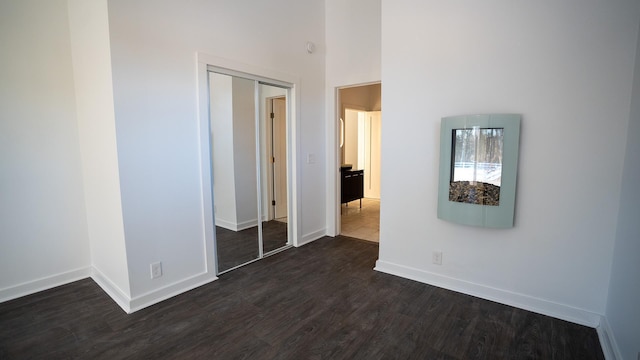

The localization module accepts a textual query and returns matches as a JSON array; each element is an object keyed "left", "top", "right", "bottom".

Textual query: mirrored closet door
[{"left": 208, "top": 70, "right": 290, "bottom": 274}]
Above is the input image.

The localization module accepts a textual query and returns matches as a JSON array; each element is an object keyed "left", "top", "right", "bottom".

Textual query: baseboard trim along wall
[
  {"left": 126, "top": 272, "right": 218, "bottom": 313},
  {"left": 374, "top": 260, "right": 602, "bottom": 328},
  {"left": 298, "top": 228, "right": 327, "bottom": 247},
  {"left": 215, "top": 218, "right": 259, "bottom": 232},
  {"left": 596, "top": 316, "right": 622, "bottom": 360},
  {"left": 0, "top": 267, "right": 91, "bottom": 304},
  {"left": 1, "top": 265, "right": 219, "bottom": 315},
  {"left": 91, "top": 266, "right": 132, "bottom": 313}
]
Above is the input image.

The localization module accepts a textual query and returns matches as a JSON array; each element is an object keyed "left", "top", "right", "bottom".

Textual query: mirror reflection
[
  {"left": 210, "top": 73, "right": 260, "bottom": 272},
  {"left": 450, "top": 127, "right": 504, "bottom": 206},
  {"left": 209, "top": 72, "right": 289, "bottom": 274},
  {"left": 259, "top": 85, "right": 288, "bottom": 254}
]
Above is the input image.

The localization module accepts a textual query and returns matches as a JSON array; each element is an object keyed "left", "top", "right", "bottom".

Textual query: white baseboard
[
  {"left": 597, "top": 316, "right": 622, "bottom": 360},
  {"left": 236, "top": 218, "right": 259, "bottom": 231},
  {"left": 215, "top": 218, "right": 237, "bottom": 231},
  {"left": 90, "top": 266, "right": 132, "bottom": 313},
  {"left": 374, "top": 260, "right": 602, "bottom": 327},
  {"left": 215, "top": 218, "right": 258, "bottom": 232},
  {"left": 297, "top": 228, "right": 326, "bottom": 247},
  {"left": 127, "top": 272, "right": 218, "bottom": 313},
  {"left": 0, "top": 265, "right": 218, "bottom": 316},
  {"left": 0, "top": 266, "right": 91, "bottom": 303}
]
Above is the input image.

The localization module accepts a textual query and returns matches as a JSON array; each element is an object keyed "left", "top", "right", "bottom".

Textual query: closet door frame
[{"left": 196, "top": 53, "right": 300, "bottom": 275}]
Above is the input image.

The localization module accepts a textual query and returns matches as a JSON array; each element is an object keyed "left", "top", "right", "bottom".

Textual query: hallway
[{"left": 340, "top": 198, "right": 379, "bottom": 242}]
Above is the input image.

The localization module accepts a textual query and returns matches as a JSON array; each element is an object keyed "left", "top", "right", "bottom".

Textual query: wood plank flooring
[
  {"left": 216, "top": 220, "right": 288, "bottom": 272},
  {"left": 0, "top": 236, "right": 603, "bottom": 359}
]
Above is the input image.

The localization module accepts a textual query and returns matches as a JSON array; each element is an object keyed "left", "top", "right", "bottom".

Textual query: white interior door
[
  {"left": 344, "top": 109, "right": 359, "bottom": 167},
  {"left": 363, "top": 111, "right": 381, "bottom": 199},
  {"left": 272, "top": 97, "right": 287, "bottom": 219},
  {"left": 344, "top": 109, "right": 382, "bottom": 199}
]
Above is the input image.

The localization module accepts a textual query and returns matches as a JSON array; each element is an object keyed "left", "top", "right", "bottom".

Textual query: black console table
[{"left": 341, "top": 168, "right": 364, "bottom": 207}]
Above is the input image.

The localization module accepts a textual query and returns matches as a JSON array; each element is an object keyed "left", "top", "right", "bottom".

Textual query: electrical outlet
[
  {"left": 150, "top": 262, "right": 162, "bottom": 279},
  {"left": 432, "top": 251, "right": 443, "bottom": 265}
]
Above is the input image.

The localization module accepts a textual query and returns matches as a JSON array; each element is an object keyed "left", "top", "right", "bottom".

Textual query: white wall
[
  {"left": 325, "top": 0, "right": 381, "bottom": 235},
  {"left": 231, "top": 76, "right": 259, "bottom": 229},
  {"left": 67, "top": 0, "right": 131, "bottom": 305},
  {"left": 605, "top": 22, "right": 640, "bottom": 360},
  {"left": 0, "top": 0, "right": 90, "bottom": 300},
  {"left": 210, "top": 73, "right": 238, "bottom": 230},
  {"left": 325, "top": 0, "right": 381, "bottom": 87},
  {"left": 107, "top": 0, "right": 326, "bottom": 300},
  {"left": 210, "top": 74, "right": 259, "bottom": 231},
  {"left": 377, "top": 0, "right": 640, "bottom": 326}
]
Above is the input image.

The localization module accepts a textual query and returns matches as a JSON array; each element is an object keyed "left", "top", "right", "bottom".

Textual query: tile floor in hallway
[{"left": 340, "top": 198, "right": 380, "bottom": 242}]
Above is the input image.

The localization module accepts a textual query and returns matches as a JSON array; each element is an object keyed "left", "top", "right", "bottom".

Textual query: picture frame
[{"left": 437, "top": 114, "right": 521, "bottom": 228}]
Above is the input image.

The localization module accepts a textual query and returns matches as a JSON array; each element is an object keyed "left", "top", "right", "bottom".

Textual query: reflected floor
[
  {"left": 341, "top": 198, "right": 380, "bottom": 242},
  {"left": 216, "top": 220, "right": 288, "bottom": 273}
]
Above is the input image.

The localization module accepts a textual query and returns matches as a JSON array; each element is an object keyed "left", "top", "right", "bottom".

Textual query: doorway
[{"left": 338, "top": 83, "right": 381, "bottom": 242}]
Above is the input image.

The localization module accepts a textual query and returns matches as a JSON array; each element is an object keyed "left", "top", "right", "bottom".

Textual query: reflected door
[
  {"left": 272, "top": 98, "right": 287, "bottom": 220},
  {"left": 262, "top": 95, "right": 288, "bottom": 254}
]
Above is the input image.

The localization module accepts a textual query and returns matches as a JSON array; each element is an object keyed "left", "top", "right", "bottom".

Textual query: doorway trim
[
  {"left": 196, "top": 53, "right": 301, "bottom": 276},
  {"left": 330, "top": 81, "right": 382, "bottom": 237}
]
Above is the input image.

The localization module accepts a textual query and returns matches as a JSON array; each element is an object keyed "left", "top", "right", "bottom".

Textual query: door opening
[{"left": 337, "top": 83, "right": 381, "bottom": 242}]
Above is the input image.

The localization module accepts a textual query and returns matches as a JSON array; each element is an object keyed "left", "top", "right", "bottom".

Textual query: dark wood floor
[
  {"left": 0, "top": 236, "right": 603, "bottom": 359},
  {"left": 216, "top": 220, "right": 288, "bottom": 272}
]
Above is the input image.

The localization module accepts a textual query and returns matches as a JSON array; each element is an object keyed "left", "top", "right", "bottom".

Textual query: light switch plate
[{"left": 307, "top": 153, "right": 316, "bottom": 164}]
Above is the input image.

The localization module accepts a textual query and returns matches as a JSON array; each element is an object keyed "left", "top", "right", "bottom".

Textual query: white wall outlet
[
  {"left": 150, "top": 262, "right": 162, "bottom": 279},
  {"left": 432, "top": 251, "right": 443, "bottom": 265}
]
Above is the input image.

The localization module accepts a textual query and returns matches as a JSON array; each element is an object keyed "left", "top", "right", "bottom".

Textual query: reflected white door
[{"left": 272, "top": 97, "right": 287, "bottom": 219}]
